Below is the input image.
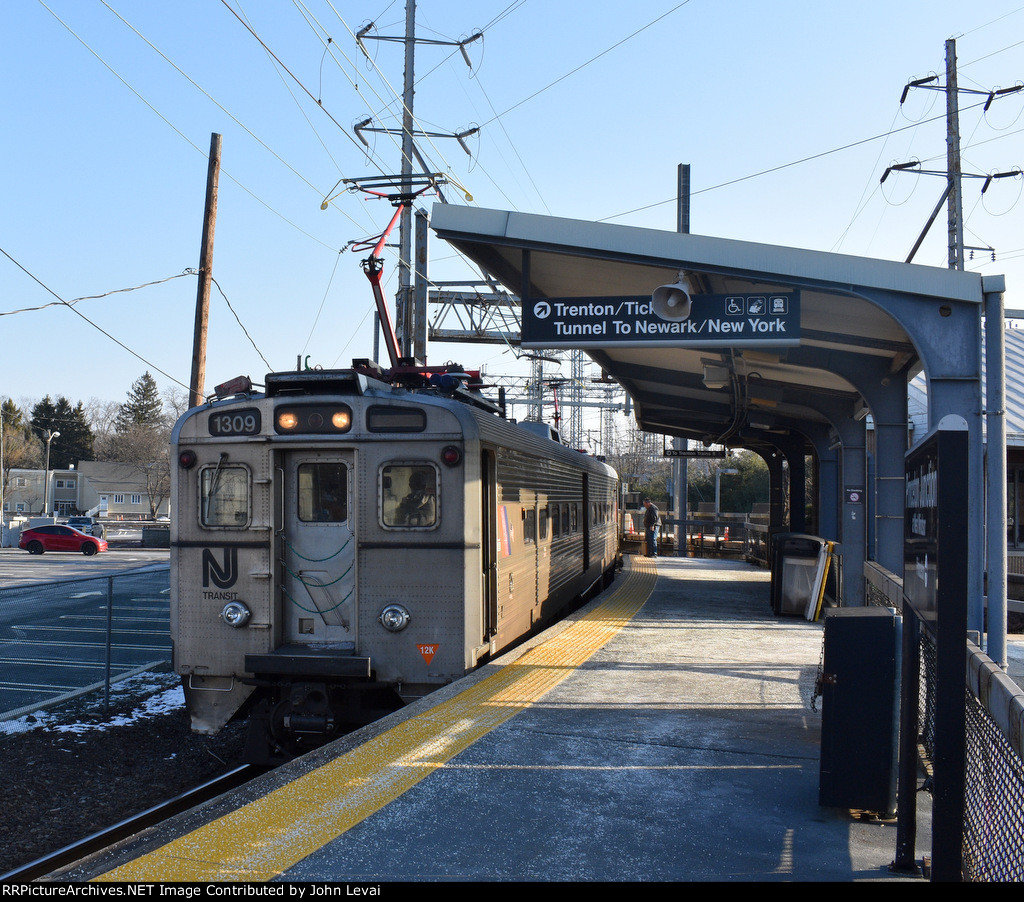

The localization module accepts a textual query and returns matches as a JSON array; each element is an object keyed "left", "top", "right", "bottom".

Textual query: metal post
[
  {"left": 43, "top": 430, "right": 59, "bottom": 516},
  {"left": 893, "top": 607, "right": 921, "bottom": 874},
  {"left": 397, "top": 0, "right": 416, "bottom": 357},
  {"left": 104, "top": 575, "right": 114, "bottom": 712},
  {"left": 674, "top": 164, "right": 690, "bottom": 555},
  {"left": 985, "top": 285, "right": 1008, "bottom": 666},
  {"left": 946, "top": 39, "right": 964, "bottom": 271},
  {"left": 414, "top": 207, "right": 429, "bottom": 362}
]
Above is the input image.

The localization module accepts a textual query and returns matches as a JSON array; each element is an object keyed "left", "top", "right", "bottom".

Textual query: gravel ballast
[{"left": 0, "top": 671, "right": 246, "bottom": 876}]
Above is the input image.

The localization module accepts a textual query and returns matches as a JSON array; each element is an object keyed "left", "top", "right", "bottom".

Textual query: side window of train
[
  {"left": 539, "top": 507, "right": 549, "bottom": 541},
  {"left": 380, "top": 463, "right": 438, "bottom": 528},
  {"left": 297, "top": 462, "right": 348, "bottom": 523},
  {"left": 200, "top": 464, "right": 250, "bottom": 528},
  {"left": 549, "top": 503, "right": 561, "bottom": 538},
  {"left": 571, "top": 503, "right": 579, "bottom": 532},
  {"left": 561, "top": 504, "right": 570, "bottom": 536},
  {"left": 524, "top": 508, "right": 536, "bottom": 545}
]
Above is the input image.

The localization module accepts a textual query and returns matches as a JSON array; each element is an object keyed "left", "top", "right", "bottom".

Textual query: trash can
[
  {"left": 817, "top": 606, "right": 901, "bottom": 815},
  {"left": 770, "top": 533, "right": 829, "bottom": 617}
]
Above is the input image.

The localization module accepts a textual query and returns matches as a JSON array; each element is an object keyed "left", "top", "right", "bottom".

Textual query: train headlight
[
  {"left": 274, "top": 404, "right": 352, "bottom": 434},
  {"left": 221, "top": 601, "right": 252, "bottom": 628},
  {"left": 379, "top": 604, "right": 411, "bottom": 632}
]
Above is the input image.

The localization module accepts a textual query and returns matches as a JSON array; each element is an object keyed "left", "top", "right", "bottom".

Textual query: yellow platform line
[{"left": 97, "top": 557, "right": 657, "bottom": 882}]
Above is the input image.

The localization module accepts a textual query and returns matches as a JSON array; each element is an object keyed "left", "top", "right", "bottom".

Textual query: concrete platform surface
[{"left": 54, "top": 556, "right": 931, "bottom": 883}]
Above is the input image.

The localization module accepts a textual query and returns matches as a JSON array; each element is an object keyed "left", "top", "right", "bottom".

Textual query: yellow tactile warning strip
[{"left": 95, "top": 556, "right": 657, "bottom": 882}]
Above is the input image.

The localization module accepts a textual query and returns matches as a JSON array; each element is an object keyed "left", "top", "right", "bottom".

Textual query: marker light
[
  {"left": 221, "top": 601, "right": 252, "bottom": 628},
  {"left": 379, "top": 604, "right": 411, "bottom": 632},
  {"left": 178, "top": 450, "right": 198, "bottom": 469},
  {"left": 441, "top": 445, "right": 462, "bottom": 467}
]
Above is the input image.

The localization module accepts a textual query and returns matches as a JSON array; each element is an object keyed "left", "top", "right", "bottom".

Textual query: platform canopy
[{"left": 430, "top": 204, "right": 986, "bottom": 450}]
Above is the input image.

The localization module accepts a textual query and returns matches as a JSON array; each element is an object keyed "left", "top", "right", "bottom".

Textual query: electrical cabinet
[{"left": 818, "top": 606, "right": 901, "bottom": 815}]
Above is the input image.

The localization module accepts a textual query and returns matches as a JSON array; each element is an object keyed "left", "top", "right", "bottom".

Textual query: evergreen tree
[
  {"left": 30, "top": 395, "right": 58, "bottom": 436},
  {"left": 30, "top": 395, "right": 95, "bottom": 468},
  {"left": 51, "top": 399, "right": 94, "bottom": 468},
  {"left": 114, "top": 372, "right": 166, "bottom": 434},
  {"left": 2, "top": 398, "right": 25, "bottom": 431}
]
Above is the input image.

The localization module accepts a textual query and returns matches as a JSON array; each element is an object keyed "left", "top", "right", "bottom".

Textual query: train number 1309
[{"left": 209, "top": 408, "right": 262, "bottom": 436}]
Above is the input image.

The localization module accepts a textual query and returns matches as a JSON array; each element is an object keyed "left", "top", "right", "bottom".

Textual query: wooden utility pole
[{"left": 190, "top": 132, "right": 222, "bottom": 408}]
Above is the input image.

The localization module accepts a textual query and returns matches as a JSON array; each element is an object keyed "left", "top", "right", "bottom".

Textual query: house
[
  {"left": 75, "top": 461, "right": 170, "bottom": 520},
  {"left": 1, "top": 461, "right": 169, "bottom": 520},
  {"left": 1, "top": 467, "right": 80, "bottom": 516}
]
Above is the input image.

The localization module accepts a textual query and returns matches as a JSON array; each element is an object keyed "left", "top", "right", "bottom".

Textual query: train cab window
[
  {"left": 297, "top": 462, "right": 348, "bottom": 523},
  {"left": 200, "top": 465, "right": 250, "bottom": 527},
  {"left": 381, "top": 464, "right": 437, "bottom": 528}
]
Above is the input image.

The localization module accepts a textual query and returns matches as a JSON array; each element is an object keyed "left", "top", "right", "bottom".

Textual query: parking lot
[
  {"left": 0, "top": 536, "right": 169, "bottom": 588},
  {"left": 0, "top": 544, "right": 171, "bottom": 718}
]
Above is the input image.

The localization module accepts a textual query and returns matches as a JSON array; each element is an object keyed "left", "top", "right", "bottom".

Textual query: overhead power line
[{"left": 0, "top": 247, "right": 191, "bottom": 391}]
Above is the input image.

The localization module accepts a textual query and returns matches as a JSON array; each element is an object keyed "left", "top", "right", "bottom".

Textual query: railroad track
[{"left": 0, "top": 765, "right": 262, "bottom": 882}]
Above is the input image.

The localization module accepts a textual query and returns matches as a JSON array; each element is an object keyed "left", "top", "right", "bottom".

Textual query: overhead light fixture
[{"left": 702, "top": 364, "right": 730, "bottom": 390}]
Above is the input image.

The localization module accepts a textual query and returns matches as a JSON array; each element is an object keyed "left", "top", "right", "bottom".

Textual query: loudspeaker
[{"left": 651, "top": 280, "right": 692, "bottom": 320}]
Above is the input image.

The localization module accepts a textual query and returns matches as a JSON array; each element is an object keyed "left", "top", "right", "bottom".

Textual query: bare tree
[
  {"left": 104, "top": 426, "right": 171, "bottom": 518},
  {"left": 85, "top": 397, "right": 123, "bottom": 460},
  {"left": 163, "top": 384, "right": 191, "bottom": 422}
]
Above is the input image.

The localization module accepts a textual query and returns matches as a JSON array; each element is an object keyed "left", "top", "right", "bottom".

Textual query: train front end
[{"left": 170, "top": 369, "right": 482, "bottom": 764}]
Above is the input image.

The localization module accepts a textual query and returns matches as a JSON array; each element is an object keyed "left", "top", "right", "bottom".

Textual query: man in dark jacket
[{"left": 642, "top": 498, "right": 659, "bottom": 557}]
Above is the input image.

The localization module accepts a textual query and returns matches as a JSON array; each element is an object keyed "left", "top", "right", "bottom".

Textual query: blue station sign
[{"left": 521, "top": 292, "right": 800, "bottom": 349}]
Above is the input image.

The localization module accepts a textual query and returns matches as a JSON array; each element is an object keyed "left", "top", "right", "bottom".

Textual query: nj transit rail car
[{"left": 171, "top": 366, "right": 620, "bottom": 764}]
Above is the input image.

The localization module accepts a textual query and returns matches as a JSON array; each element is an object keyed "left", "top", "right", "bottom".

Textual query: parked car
[
  {"left": 19, "top": 525, "right": 108, "bottom": 556},
  {"left": 65, "top": 516, "right": 105, "bottom": 537}
]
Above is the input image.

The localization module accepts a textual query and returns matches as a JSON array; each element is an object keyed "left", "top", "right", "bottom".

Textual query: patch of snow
[{"left": 0, "top": 670, "right": 184, "bottom": 736}]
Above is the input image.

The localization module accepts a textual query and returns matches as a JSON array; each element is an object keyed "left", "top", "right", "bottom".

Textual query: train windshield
[
  {"left": 200, "top": 464, "right": 250, "bottom": 527},
  {"left": 381, "top": 464, "right": 437, "bottom": 528}
]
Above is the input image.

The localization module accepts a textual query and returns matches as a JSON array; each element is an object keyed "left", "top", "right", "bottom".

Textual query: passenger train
[{"left": 170, "top": 361, "right": 621, "bottom": 764}]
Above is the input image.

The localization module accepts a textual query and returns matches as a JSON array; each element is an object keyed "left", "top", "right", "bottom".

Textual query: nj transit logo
[{"left": 202, "top": 547, "right": 239, "bottom": 589}]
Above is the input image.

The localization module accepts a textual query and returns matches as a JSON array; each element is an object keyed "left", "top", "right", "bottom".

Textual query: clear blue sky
[{"left": 4, "top": 1, "right": 1023, "bottom": 411}]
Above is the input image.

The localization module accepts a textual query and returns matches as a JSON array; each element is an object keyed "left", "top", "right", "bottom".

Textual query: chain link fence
[
  {"left": 865, "top": 562, "right": 1024, "bottom": 881},
  {"left": 0, "top": 567, "right": 171, "bottom": 720}
]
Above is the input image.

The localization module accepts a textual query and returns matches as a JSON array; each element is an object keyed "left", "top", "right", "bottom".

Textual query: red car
[{"left": 19, "top": 525, "right": 109, "bottom": 556}]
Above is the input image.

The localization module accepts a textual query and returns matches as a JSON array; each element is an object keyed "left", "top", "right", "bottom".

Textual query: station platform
[{"left": 52, "top": 555, "right": 930, "bottom": 883}]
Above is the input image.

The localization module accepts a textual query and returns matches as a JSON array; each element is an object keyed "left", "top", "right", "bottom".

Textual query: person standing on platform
[{"left": 642, "top": 498, "right": 660, "bottom": 557}]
